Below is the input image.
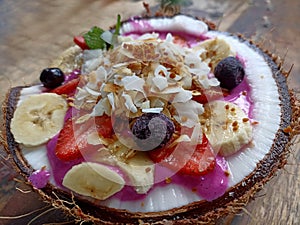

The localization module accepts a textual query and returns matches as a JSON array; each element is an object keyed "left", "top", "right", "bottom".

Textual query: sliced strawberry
[
  {"left": 55, "top": 117, "right": 96, "bottom": 161},
  {"left": 50, "top": 77, "right": 80, "bottom": 96},
  {"left": 55, "top": 115, "right": 114, "bottom": 161},
  {"left": 148, "top": 134, "right": 216, "bottom": 176},
  {"left": 73, "top": 35, "right": 89, "bottom": 50},
  {"left": 55, "top": 118, "right": 86, "bottom": 161},
  {"left": 95, "top": 114, "right": 114, "bottom": 138},
  {"left": 192, "top": 87, "right": 230, "bottom": 104}
]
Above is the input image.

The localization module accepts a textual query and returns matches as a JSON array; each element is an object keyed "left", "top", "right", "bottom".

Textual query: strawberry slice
[
  {"left": 192, "top": 87, "right": 229, "bottom": 104},
  {"left": 73, "top": 35, "right": 89, "bottom": 50},
  {"left": 55, "top": 118, "right": 93, "bottom": 161},
  {"left": 50, "top": 77, "right": 80, "bottom": 96},
  {"left": 95, "top": 114, "right": 114, "bottom": 138},
  {"left": 148, "top": 134, "right": 216, "bottom": 176},
  {"left": 55, "top": 115, "right": 114, "bottom": 161}
]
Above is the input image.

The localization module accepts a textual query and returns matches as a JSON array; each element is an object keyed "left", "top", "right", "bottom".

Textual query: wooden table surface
[{"left": 0, "top": 0, "right": 299, "bottom": 224}]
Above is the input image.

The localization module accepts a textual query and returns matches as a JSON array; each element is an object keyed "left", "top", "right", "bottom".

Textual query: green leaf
[
  {"left": 114, "top": 14, "right": 121, "bottom": 36},
  {"left": 83, "top": 15, "right": 122, "bottom": 50},
  {"left": 111, "top": 14, "right": 122, "bottom": 49},
  {"left": 83, "top": 26, "right": 107, "bottom": 50}
]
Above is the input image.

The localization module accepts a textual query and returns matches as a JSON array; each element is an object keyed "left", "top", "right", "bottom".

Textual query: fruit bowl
[{"left": 1, "top": 1, "right": 300, "bottom": 224}]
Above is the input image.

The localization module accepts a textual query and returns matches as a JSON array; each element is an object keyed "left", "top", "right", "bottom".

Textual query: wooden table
[{"left": 0, "top": 0, "right": 299, "bottom": 224}]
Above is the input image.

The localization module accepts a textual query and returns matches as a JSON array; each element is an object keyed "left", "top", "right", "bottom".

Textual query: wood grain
[{"left": 0, "top": 0, "right": 299, "bottom": 224}]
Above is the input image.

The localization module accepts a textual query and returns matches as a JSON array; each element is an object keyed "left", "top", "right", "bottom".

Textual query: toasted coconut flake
[
  {"left": 91, "top": 97, "right": 111, "bottom": 116},
  {"left": 114, "top": 66, "right": 133, "bottom": 77},
  {"left": 107, "top": 93, "right": 115, "bottom": 110},
  {"left": 174, "top": 134, "right": 191, "bottom": 145},
  {"left": 151, "top": 98, "right": 165, "bottom": 108},
  {"left": 122, "top": 93, "right": 138, "bottom": 113},
  {"left": 190, "top": 123, "right": 203, "bottom": 145},
  {"left": 85, "top": 86, "right": 101, "bottom": 96},
  {"left": 103, "top": 83, "right": 120, "bottom": 93},
  {"left": 152, "top": 83, "right": 182, "bottom": 94},
  {"left": 197, "top": 75, "right": 220, "bottom": 89},
  {"left": 113, "top": 74, "right": 125, "bottom": 86},
  {"left": 75, "top": 87, "right": 90, "bottom": 101},
  {"left": 122, "top": 75, "right": 145, "bottom": 93},
  {"left": 87, "top": 132, "right": 103, "bottom": 145},
  {"left": 87, "top": 66, "right": 108, "bottom": 90},
  {"left": 120, "top": 41, "right": 160, "bottom": 62},
  {"left": 152, "top": 76, "right": 168, "bottom": 91},
  {"left": 188, "top": 63, "right": 211, "bottom": 79},
  {"left": 172, "top": 88, "right": 193, "bottom": 103},
  {"left": 142, "top": 108, "right": 163, "bottom": 113},
  {"left": 173, "top": 100, "right": 204, "bottom": 127},
  {"left": 154, "top": 64, "right": 170, "bottom": 77},
  {"left": 133, "top": 92, "right": 147, "bottom": 107},
  {"left": 140, "top": 100, "right": 150, "bottom": 109},
  {"left": 75, "top": 113, "right": 92, "bottom": 124}
]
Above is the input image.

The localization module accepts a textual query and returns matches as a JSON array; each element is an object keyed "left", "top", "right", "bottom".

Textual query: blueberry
[
  {"left": 131, "top": 113, "right": 175, "bottom": 151},
  {"left": 40, "top": 68, "right": 65, "bottom": 88},
  {"left": 214, "top": 56, "right": 245, "bottom": 90}
]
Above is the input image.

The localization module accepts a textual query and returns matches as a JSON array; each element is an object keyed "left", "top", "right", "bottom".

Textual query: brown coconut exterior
[{"left": 2, "top": 18, "right": 299, "bottom": 225}]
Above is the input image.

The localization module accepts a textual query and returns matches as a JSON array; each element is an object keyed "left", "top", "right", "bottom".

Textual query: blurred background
[{"left": 0, "top": 0, "right": 299, "bottom": 224}]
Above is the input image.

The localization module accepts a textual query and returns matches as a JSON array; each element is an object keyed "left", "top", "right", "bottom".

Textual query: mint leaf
[
  {"left": 83, "top": 26, "right": 107, "bottom": 50},
  {"left": 83, "top": 15, "right": 122, "bottom": 50}
]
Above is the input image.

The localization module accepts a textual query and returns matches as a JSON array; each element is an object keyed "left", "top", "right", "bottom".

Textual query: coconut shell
[{"left": 2, "top": 16, "right": 299, "bottom": 225}]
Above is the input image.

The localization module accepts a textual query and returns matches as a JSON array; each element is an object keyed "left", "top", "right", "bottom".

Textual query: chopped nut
[
  {"left": 181, "top": 116, "right": 188, "bottom": 122},
  {"left": 242, "top": 118, "right": 249, "bottom": 123},
  {"left": 68, "top": 102, "right": 75, "bottom": 107},
  {"left": 233, "top": 126, "right": 239, "bottom": 131},
  {"left": 145, "top": 167, "right": 152, "bottom": 173},
  {"left": 232, "top": 121, "right": 238, "bottom": 127},
  {"left": 224, "top": 170, "right": 230, "bottom": 177},
  {"left": 165, "top": 177, "right": 172, "bottom": 184},
  {"left": 169, "top": 73, "right": 176, "bottom": 79}
]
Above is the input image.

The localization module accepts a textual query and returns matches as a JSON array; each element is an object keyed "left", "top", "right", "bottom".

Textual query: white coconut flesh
[{"left": 17, "top": 15, "right": 281, "bottom": 212}]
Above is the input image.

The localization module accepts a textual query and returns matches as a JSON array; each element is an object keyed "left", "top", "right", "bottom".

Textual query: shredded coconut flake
[
  {"left": 122, "top": 75, "right": 145, "bottom": 93},
  {"left": 91, "top": 97, "right": 111, "bottom": 116},
  {"left": 152, "top": 76, "right": 168, "bottom": 91},
  {"left": 122, "top": 93, "right": 138, "bottom": 113},
  {"left": 142, "top": 108, "right": 163, "bottom": 113}
]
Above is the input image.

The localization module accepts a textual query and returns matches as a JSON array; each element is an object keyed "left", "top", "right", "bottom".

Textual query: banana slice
[
  {"left": 201, "top": 100, "right": 252, "bottom": 156},
  {"left": 195, "top": 37, "right": 235, "bottom": 71},
  {"left": 63, "top": 162, "right": 125, "bottom": 200},
  {"left": 117, "top": 152, "right": 155, "bottom": 194},
  {"left": 10, "top": 93, "right": 68, "bottom": 147}
]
